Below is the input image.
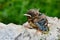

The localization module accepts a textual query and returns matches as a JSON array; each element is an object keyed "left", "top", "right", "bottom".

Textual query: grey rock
[{"left": 0, "top": 17, "right": 60, "bottom": 40}]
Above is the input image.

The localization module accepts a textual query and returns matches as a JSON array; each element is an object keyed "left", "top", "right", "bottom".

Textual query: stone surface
[{"left": 0, "top": 16, "right": 60, "bottom": 40}]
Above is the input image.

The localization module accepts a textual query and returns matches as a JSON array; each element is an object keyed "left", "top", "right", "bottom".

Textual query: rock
[
  {"left": 0, "top": 16, "right": 60, "bottom": 40},
  {"left": 0, "top": 23, "right": 24, "bottom": 40}
]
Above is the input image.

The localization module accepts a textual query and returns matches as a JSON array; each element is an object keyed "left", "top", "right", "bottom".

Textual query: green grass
[{"left": 0, "top": 0, "right": 60, "bottom": 24}]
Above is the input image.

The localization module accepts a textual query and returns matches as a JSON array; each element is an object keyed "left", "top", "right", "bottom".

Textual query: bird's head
[{"left": 24, "top": 9, "right": 40, "bottom": 18}]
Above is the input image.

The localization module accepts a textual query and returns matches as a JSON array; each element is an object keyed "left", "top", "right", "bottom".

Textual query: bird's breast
[{"left": 28, "top": 21, "right": 38, "bottom": 29}]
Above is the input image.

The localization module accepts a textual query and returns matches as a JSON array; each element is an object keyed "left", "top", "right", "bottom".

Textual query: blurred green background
[{"left": 0, "top": 0, "right": 60, "bottom": 24}]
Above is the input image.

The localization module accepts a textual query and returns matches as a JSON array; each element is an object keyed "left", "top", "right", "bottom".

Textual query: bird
[{"left": 24, "top": 9, "right": 49, "bottom": 34}]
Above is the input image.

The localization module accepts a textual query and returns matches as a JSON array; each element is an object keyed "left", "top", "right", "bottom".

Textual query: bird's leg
[
  {"left": 23, "top": 22, "right": 33, "bottom": 29},
  {"left": 35, "top": 28, "right": 42, "bottom": 35},
  {"left": 37, "top": 29, "right": 42, "bottom": 33}
]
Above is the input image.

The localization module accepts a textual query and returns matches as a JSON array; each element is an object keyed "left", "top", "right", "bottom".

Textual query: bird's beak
[{"left": 24, "top": 14, "right": 31, "bottom": 17}]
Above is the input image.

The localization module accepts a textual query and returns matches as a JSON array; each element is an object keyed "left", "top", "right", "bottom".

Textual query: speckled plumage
[{"left": 24, "top": 9, "right": 49, "bottom": 34}]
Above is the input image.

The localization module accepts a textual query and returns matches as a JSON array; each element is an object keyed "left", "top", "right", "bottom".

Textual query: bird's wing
[{"left": 35, "top": 18, "right": 49, "bottom": 31}]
